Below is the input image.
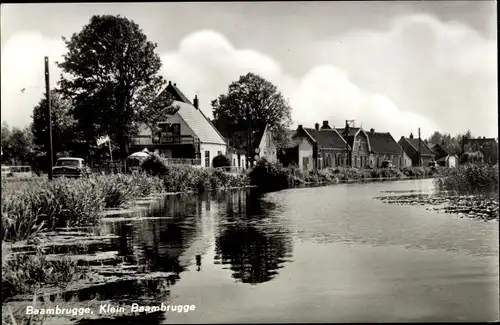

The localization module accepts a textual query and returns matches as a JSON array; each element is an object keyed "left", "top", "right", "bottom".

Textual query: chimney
[
  {"left": 174, "top": 83, "right": 177, "bottom": 86},
  {"left": 321, "top": 120, "right": 330, "bottom": 129},
  {"left": 193, "top": 95, "right": 199, "bottom": 109},
  {"left": 168, "top": 81, "right": 172, "bottom": 85},
  {"left": 298, "top": 125, "right": 303, "bottom": 131},
  {"left": 370, "top": 128, "right": 375, "bottom": 133},
  {"left": 410, "top": 133, "right": 414, "bottom": 139},
  {"left": 315, "top": 123, "right": 319, "bottom": 131}
]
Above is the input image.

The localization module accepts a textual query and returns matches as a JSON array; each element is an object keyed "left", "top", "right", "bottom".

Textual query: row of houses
[{"left": 129, "top": 82, "right": 496, "bottom": 170}]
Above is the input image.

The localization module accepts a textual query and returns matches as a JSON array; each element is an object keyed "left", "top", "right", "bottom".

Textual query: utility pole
[
  {"left": 247, "top": 105, "right": 252, "bottom": 168},
  {"left": 418, "top": 127, "right": 421, "bottom": 167},
  {"left": 45, "top": 56, "right": 54, "bottom": 181}
]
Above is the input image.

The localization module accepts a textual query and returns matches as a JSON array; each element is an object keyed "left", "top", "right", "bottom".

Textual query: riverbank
[
  {"left": 249, "top": 158, "right": 447, "bottom": 192},
  {"left": 1, "top": 166, "right": 249, "bottom": 242}
]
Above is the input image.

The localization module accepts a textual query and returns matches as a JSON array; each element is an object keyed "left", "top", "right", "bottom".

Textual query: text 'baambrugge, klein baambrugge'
[{"left": 26, "top": 303, "right": 196, "bottom": 316}]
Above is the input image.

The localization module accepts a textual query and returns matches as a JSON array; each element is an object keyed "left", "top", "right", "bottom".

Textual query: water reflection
[{"left": 214, "top": 190, "right": 293, "bottom": 284}]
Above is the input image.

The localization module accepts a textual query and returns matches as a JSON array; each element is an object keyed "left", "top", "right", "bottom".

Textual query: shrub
[
  {"left": 461, "top": 151, "right": 484, "bottom": 164},
  {"left": 434, "top": 163, "right": 498, "bottom": 194},
  {"left": 249, "top": 158, "right": 290, "bottom": 191},
  {"left": 141, "top": 153, "right": 168, "bottom": 176},
  {"left": 212, "top": 154, "right": 231, "bottom": 168}
]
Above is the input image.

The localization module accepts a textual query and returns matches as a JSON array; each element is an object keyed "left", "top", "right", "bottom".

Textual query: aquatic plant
[
  {"left": 434, "top": 163, "right": 499, "bottom": 195},
  {"left": 2, "top": 250, "right": 86, "bottom": 300}
]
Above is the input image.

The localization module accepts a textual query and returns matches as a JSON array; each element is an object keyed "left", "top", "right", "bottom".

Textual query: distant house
[
  {"left": 213, "top": 121, "right": 278, "bottom": 167},
  {"left": 335, "top": 122, "right": 371, "bottom": 168},
  {"left": 398, "top": 133, "right": 435, "bottom": 167},
  {"left": 293, "top": 123, "right": 350, "bottom": 172},
  {"left": 255, "top": 124, "right": 278, "bottom": 163},
  {"left": 131, "top": 81, "right": 227, "bottom": 167},
  {"left": 432, "top": 143, "right": 458, "bottom": 168},
  {"left": 366, "top": 128, "right": 411, "bottom": 168},
  {"left": 463, "top": 137, "right": 498, "bottom": 164}
]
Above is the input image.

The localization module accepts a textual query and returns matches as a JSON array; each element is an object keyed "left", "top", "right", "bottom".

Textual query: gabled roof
[
  {"left": 302, "top": 128, "right": 348, "bottom": 150},
  {"left": 174, "top": 101, "right": 226, "bottom": 145},
  {"left": 432, "top": 143, "right": 450, "bottom": 159},
  {"left": 155, "top": 82, "right": 226, "bottom": 146},
  {"left": 336, "top": 127, "right": 360, "bottom": 137},
  {"left": 165, "top": 82, "right": 192, "bottom": 104},
  {"left": 368, "top": 132, "right": 403, "bottom": 155},
  {"left": 403, "top": 137, "right": 434, "bottom": 156}
]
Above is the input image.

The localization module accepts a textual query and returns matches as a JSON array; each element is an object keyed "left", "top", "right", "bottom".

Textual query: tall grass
[
  {"left": 434, "top": 163, "right": 498, "bottom": 195},
  {"left": 2, "top": 165, "right": 249, "bottom": 242}
]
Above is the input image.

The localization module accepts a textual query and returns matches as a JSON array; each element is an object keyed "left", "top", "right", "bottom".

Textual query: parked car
[
  {"left": 381, "top": 160, "right": 394, "bottom": 169},
  {"left": 52, "top": 157, "right": 92, "bottom": 178}
]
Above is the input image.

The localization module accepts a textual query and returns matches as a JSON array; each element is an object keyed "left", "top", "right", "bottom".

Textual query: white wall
[
  {"left": 258, "top": 128, "right": 278, "bottom": 163},
  {"left": 298, "top": 138, "right": 314, "bottom": 172},
  {"left": 447, "top": 155, "right": 457, "bottom": 168},
  {"left": 201, "top": 143, "right": 227, "bottom": 167}
]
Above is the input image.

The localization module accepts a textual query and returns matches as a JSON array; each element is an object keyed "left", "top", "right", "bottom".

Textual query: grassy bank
[
  {"left": 2, "top": 161, "right": 249, "bottom": 242},
  {"left": 249, "top": 158, "right": 446, "bottom": 192},
  {"left": 434, "top": 163, "right": 498, "bottom": 195}
]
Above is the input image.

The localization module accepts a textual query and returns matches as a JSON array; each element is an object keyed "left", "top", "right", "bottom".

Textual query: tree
[
  {"left": 1, "top": 123, "right": 34, "bottom": 165},
  {"left": 211, "top": 73, "right": 292, "bottom": 163},
  {"left": 1, "top": 122, "right": 12, "bottom": 162},
  {"left": 31, "top": 90, "right": 76, "bottom": 158},
  {"left": 57, "top": 15, "right": 178, "bottom": 159}
]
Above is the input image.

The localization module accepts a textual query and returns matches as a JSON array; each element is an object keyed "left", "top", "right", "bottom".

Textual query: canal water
[{"left": 63, "top": 179, "right": 499, "bottom": 323}]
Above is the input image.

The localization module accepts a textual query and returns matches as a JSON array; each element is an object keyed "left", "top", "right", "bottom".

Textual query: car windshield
[{"left": 56, "top": 160, "right": 81, "bottom": 167}]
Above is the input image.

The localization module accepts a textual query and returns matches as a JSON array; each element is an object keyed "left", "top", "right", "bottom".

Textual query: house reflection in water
[{"left": 214, "top": 190, "right": 294, "bottom": 285}]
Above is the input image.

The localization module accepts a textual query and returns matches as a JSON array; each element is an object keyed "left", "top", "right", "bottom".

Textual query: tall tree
[
  {"left": 57, "top": 15, "right": 178, "bottom": 159},
  {"left": 31, "top": 90, "right": 76, "bottom": 158},
  {"left": 211, "top": 73, "right": 292, "bottom": 162}
]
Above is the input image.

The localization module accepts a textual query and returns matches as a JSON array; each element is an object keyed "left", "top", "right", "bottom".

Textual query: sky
[{"left": 1, "top": 1, "right": 497, "bottom": 140}]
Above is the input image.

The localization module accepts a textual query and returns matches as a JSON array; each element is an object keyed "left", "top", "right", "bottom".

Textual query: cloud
[
  {"left": 312, "top": 14, "right": 497, "bottom": 138},
  {"left": 1, "top": 32, "right": 65, "bottom": 127},
  {"left": 160, "top": 21, "right": 450, "bottom": 139},
  {"left": 2, "top": 14, "right": 495, "bottom": 141}
]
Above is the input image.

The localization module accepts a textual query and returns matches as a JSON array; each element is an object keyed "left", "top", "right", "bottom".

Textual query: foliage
[
  {"left": 141, "top": 153, "right": 168, "bottom": 176},
  {"left": 212, "top": 154, "right": 231, "bottom": 168},
  {"left": 248, "top": 158, "right": 291, "bottom": 191},
  {"left": 211, "top": 73, "right": 293, "bottom": 157},
  {"left": 1, "top": 122, "right": 34, "bottom": 165},
  {"left": 57, "top": 15, "right": 178, "bottom": 158},
  {"left": 31, "top": 90, "right": 77, "bottom": 158},
  {"left": 426, "top": 129, "right": 473, "bottom": 156},
  {"left": 434, "top": 163, "right": 499, "bottom": 195},
  {"left": 2, "top": 250, "right": 86, "bottom": 300},
  {"left": 460, "top": 151, "right": 484, "bottom": 164}
]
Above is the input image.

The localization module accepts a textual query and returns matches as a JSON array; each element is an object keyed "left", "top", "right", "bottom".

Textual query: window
[{"left": 205, "top": 151, "right": 210, "bottom": 167}]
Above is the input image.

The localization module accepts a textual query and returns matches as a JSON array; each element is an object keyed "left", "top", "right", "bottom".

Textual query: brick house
[
  {"left": 366, "top": 128, "right": 411, "bottom": 168},
  {"left": 463, "top": 137, "right": 498, "bottom": 164},
  {"left": 293, "top": 122, "right": 350, "bottom": 172},
  {"left": 398, "top": 133, "right": 435, "bottom": 167},
  {"left": 131, "top": 81, "right": 227, "bottom": 167},
  {"left": 335, "top": 122, "right": 371, "bottom": 168}
]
